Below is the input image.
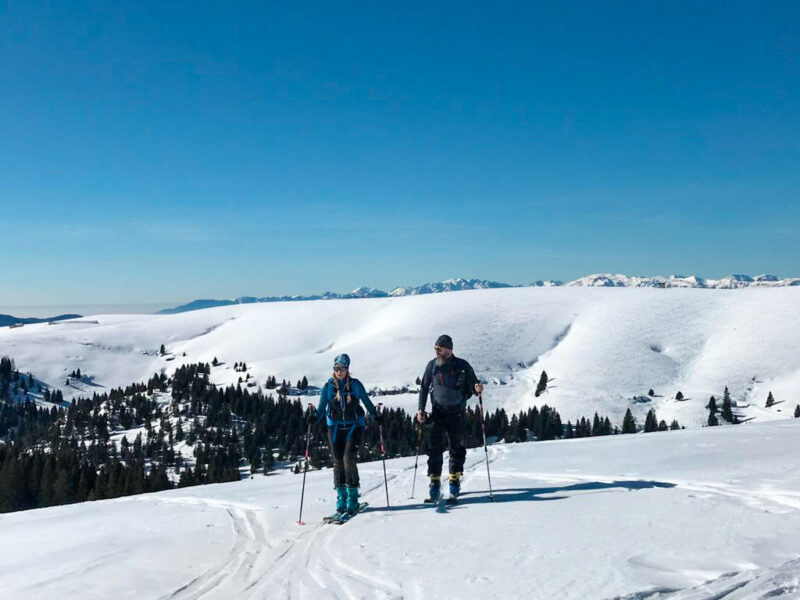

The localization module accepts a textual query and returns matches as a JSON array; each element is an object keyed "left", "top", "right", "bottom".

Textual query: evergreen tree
[
  {"left": 708, "top": 412, "right": 719, "bottom": 426},
  {"left": 721, "top": 396, "right": 735, "bottom": 423},
  {"left": 675, "top": 391, "right": 683, "bottom": 401},
  {"left": 643, "top": 409, "right": 658, "bottom": 433},
  {"left": 766, "top": 391, "right": 775, "bottom": 408},
  {"left": 535, "top": 371, "right": 548, "bottom": 397},
  {"left": 622, "top": 409, "right": 637, "bottom": 434}
]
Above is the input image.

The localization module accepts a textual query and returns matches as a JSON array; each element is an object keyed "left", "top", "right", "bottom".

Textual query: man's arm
[
  {"left": 463, "top": 361, "right": 480, "bottom": 400},
  {"left": 418, "top": 361, "right": 433, "bottom": 413}
]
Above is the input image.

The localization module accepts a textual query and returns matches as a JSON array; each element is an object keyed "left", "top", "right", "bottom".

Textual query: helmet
[{"left": 333, "top": 353, "right": 350, "bottom": 368}]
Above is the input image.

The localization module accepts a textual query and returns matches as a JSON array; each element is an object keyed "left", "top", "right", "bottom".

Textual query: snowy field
[
  {"left": 1, "top": 419, "right": 799, "bottom": 599},
  {"left": 2, "top": 287, "right": 799, "bottom": 427}
]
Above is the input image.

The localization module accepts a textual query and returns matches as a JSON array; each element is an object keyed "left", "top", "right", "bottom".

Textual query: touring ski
[{"left": 327, "top": 502, "right": 369, "bottom": 524}]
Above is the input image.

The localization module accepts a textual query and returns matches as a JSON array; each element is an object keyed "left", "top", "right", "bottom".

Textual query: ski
[
  {"left": 327, "top": 502, "right": 369, "bottom": 524},
  {"left": 445, "top": 496, "right": 459, "bottom": 505},
  {"left": 323, "top": 512, "right": 346, "bottom": 523}
]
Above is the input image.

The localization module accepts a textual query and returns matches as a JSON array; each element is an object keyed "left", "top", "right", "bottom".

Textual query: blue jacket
[{"left": 316, "top": 376, "right": 377, "bottom": 428}]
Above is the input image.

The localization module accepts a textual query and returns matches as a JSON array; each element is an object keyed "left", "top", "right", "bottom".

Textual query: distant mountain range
[
  {"left": 0, "top": 314, "right": 82, "bottom": 327},
  {"left": 158, "top": 274, "right": 800, "bottom": 314}
]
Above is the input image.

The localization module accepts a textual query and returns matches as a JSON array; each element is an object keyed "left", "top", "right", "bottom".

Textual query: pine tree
[
  {"left": 794, "top": 405, "right": 800, "bottom": 418},
  {"left": 643, "top": 409, "right": 658, "bottom": 432},
  {"left": 622, "top": 409, "right": 636, "bottom": 434},
  {"left": 160, "top": 344, "right": 166, "bottom": 355},
  {"left": 707, "top": 396, "right": 718, "bottom": 414},
  {"left": 708, "top": 412, "right": 719, "bottom": 426},
  {"left": 766, "top": 391, "right": 775, "bottom": 408},
  {"left": 675, "top": 391, "right": 683, "bottom": 401},
  {"left": 535, "top": 371, "right": 548, "bottom": 397},
  {"left": 721, "top": 396, "right": 735, "bottom": 423}
]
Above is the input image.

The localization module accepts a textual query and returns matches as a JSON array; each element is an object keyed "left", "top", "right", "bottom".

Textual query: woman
[{"left": 315, "top": 353, "right": 380, "bottom": 516}]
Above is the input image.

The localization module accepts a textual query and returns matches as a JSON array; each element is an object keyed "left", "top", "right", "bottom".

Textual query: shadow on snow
[{"left": 375, "top": 480, "right": 677, "bottom": 513}]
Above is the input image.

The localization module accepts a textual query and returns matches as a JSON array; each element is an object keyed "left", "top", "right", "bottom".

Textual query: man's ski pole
[
  {"left": 410, "top": 421, "right": 423, "bottom": 498},
  {"left": 296, "top": 404, "right": 314, "bottom": 525},
  {"left": 477, "top": 393, "right": 494, "bottom": 501},
  {"left": 377, "top": 403, "right": 390, "bottom": 509}
]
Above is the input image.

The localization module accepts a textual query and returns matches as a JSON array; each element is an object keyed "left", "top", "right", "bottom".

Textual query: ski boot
[
  {"left": 346, "top": 486, "right": 361, "bottom": 515},
  {"left": 448, "top": 472, "right": 462, "bottom": 503},
  {"left": 424, "top": 475, "right": 441, "bottom": 503},
  {"left": 336, "top": 486, "right": 348, "bottom": 513},
  {"left": 323, "top": 486, "right": 349, "bottom": 523}
]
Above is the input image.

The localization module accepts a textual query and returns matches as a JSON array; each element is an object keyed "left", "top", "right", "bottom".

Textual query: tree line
[{"left": 2, "top": 356, "right": 692, "bottom": 514}]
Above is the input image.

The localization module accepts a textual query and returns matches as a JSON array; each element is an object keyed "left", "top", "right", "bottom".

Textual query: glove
[
  {"left": 374, "top": 412, "right": 385, "bottom": 424},
  {"left": 306, "top": 410, "right": 317, "bottom": 425}
]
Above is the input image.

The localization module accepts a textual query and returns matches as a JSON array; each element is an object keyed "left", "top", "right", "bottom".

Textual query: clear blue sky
[{"left": 2, "top": 1, "right": 798, "bottom": 306}]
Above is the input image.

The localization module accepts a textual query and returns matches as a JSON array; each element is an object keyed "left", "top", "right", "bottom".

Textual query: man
[{"left": 417, "top": 334, "right": 483, "bottom": 501}]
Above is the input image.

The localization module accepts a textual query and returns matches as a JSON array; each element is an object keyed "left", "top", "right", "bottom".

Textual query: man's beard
[{"left": 436, "top": 356, "right": 448, "bottom": 366}]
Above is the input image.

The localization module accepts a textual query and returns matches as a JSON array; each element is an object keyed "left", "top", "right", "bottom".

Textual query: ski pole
[
  {"left": 377, "top": 403, "right": 390, "bottom": 509},
  {"left": 410, "top": 421, "right": 423, "bottom": 498},
  {"left": 296, "top": 404, "right": 314, "bottom": 525},
  {"left": 477, "top": 393, "right": 494, "bottom": 501}
]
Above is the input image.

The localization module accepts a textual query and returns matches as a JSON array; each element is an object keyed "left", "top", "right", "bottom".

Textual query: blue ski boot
[
  {"left": 336, "top": 486, "right": 348, "bottom": 513},
  {"left": 448, "top": 472, "right": 462, "bottom": 503},
  {"left": 323, "top": 486, "right": 349, "bottom": 523},
  {"left": 346, "top": 486, "right": 361, "bottom": 514},
  {"left": 424, "top": 476, "right": 441, "bottom": 503}
]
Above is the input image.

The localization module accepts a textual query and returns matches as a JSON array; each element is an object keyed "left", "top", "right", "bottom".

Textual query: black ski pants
[
  {"left": 427, "top": 408, "right": 466, "bottom": 478},
  {"left": 327, "top": 425, "right": 363, "bottom": 488}
]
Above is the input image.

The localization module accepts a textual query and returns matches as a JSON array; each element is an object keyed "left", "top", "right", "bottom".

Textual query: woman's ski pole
[
  {"left": 296, "top": 404, "right": 314, "bottom": 525},
  {"left": 377, "top": 403, "right": 390, "bottom": 509},
  {"left": 477, "top": 393, "right": 494, "bottom": 501}
]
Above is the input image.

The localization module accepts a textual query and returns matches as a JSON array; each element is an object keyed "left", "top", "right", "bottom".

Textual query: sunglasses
[
  {"left": 434, "top": 346, "right": 447, "bottom": 352},
  {"left": 333, "top": 367, "right": 348, "bottom": 372}
]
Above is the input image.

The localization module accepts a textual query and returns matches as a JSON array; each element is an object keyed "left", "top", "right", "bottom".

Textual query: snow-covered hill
[
  {"left": 156, "top": 273, "right": 800, "bottom": 314},
  {"left": 2, "top": 419, "right": 799, "bottom": 599},
  {"left": 2, "top": 287, "right": 799, "bottom": 429}
]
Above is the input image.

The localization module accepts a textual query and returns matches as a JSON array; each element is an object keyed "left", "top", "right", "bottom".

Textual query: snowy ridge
[
  {"left": 567, "top": 273, "right": 800, "bottom": 288},
  {"left": 157, "top": 273, "right": 800, "bottom": 314},
  {"left": 1, "top": 419, "right": 799, "bottom": 599},
  {"left": 3, "top": 287, "right": 800, "bottom": 430}
]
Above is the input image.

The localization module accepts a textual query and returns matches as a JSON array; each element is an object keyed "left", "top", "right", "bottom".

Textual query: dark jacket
[{"left": 418, "top": 356, "right": 479, "bottom": 413}]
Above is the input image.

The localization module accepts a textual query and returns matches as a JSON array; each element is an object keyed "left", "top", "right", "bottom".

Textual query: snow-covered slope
[
  {"left": 2, "top": 419, "right": 799, "bottom": 599},
  {"left": 156, "top": 274, "right": 800, "bottom": 314},
  {"left": 2, "top": 287, "right": 799, "bottom": 427}
]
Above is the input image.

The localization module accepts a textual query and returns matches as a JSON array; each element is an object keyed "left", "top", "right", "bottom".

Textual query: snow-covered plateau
[{"left": 2, "top": 286, "right": 799, "bottom": 427}]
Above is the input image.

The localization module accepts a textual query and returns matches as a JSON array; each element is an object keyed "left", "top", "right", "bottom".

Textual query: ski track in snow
[
  {"left": 152, "top": 446, "right": 504, "bottom": 600},
  {"left": 5, "top": 423, "right": 800, "bottom": 600},
  {"left": 176, "top": 443, "right": 800, "bottom": 600}
]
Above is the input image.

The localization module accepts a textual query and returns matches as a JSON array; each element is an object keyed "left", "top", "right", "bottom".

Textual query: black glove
[{"left": 374, "top": 412, "right": 385, "bottom": 424}]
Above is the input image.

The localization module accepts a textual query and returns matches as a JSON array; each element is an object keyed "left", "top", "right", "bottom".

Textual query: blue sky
[{"left": 1, "top": 1, "right": 798, "bottom": 306}]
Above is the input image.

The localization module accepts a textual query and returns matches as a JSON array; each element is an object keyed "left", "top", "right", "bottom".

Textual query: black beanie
[{"left": 435, "top": 334, "right": 453, "bottom": 349}]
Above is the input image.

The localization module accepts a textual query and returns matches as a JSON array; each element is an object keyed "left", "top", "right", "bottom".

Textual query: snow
[
  {"left": 2, "top": 419, "right": 799, "bottom": 599},
  {"left": 2, "top": 287, "right": 799, "bottom": 429}
]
